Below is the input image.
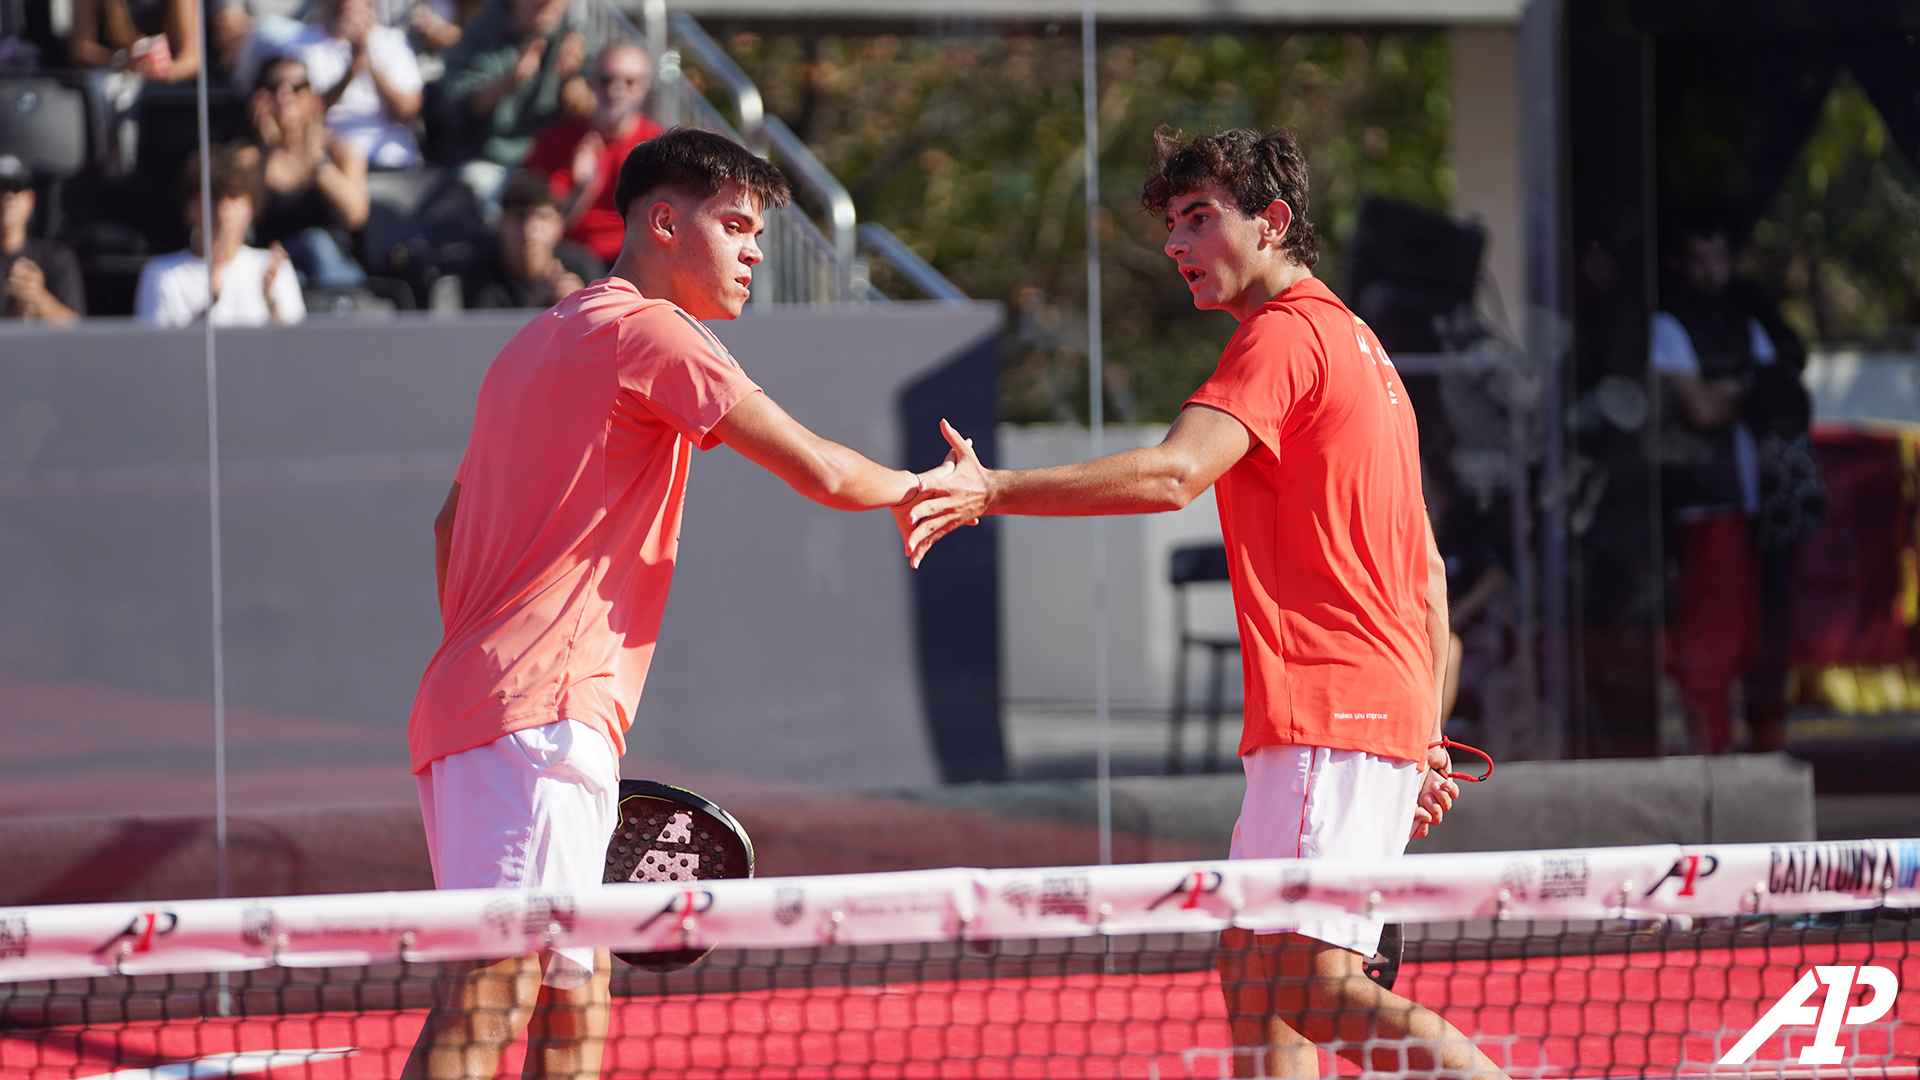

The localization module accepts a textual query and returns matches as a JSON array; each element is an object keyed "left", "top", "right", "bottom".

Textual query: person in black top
[
  {"left": 240, "top": 55, "right": 371, "bottom": 288},
  {"left": 462, "top": 170, "right": 601, "bottom": 309},
  {"left": 0, "top": 155, "right": 84, "bottom": 324},
  {"left": 1650, "top": 216, "right": 1818, "bottom": 753}
]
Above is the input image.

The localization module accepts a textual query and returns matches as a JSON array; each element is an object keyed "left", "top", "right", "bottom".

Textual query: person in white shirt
[
  {"left": 281, "top": 0, "right": 424, "bottom": 169},
  {"left": 136, "top": 147, "right": 307, "bottom": 327}
]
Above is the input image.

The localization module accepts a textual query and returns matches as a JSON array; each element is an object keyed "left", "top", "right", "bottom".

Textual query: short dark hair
[
  {"left": 1140, "top": 126, "right": 1321, "bottom": 269},
  {"left": 613, "top": 126, "right": 792, "bottom": 222},
  {"left": 499, "top": 170, "right": 558, "bottom": 217},
  {"left": 254, "top": 55, "right": 306, "bottom": 94},
  {"left": 179, "top": 144, "right": 258, "bottom": 207},
  {"left": 1661, "top": 205, "right": 1731, "bottom": 256}
]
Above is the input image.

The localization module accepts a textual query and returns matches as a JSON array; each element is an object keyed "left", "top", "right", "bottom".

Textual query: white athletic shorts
[
  {"left": 416, "top": 718, "right": 618, "bottom": 989},
  {"left": 1228, "top": 744, "right": 1424, "bottom": 956}
]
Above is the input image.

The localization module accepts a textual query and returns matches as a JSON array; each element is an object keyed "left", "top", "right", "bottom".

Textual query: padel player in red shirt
[
  {"left": 904, "top": 127, "right": 1506, "bottom": 1080},
  {"left": 403, "top": 128, "right": 946, "bottom": 1080}
]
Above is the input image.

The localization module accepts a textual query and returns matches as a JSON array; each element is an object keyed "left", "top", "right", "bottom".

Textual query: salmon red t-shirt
[
  {"left": 408, "top": 277, "right": 761, "bottom": 773},
  {"left": 1186, "top": 276, "right": 1434, "bottom": 765}
]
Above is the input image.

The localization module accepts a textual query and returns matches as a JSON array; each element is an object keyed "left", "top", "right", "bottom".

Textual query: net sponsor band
[{"left": 5, "top": 840, "right": 1920, "bottom": 983}]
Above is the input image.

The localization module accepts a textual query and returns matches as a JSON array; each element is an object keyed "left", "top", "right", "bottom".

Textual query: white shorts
[
  {"left": 417, "top": 718, "right": 618, "bottom": 989},
  {"left": 1229, "top": 744, "right": 1423, "bottom": 956}
]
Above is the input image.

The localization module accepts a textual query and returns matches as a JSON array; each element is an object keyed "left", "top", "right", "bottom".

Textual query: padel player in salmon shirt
[
  {"left": 905, "top": 128, "right": 1506, "bottom": 1080},
  {"left": 403, "top": 128, "right": 948, "bottom": 1080}
]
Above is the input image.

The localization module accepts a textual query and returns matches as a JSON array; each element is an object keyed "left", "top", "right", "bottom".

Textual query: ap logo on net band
[{"left": 1719, "top": 965, "right": 1900, "bottom": 1065}]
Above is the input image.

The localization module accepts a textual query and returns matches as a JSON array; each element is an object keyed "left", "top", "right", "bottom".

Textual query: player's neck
[
  {"left": 1225, "top": 260, "right": 1313, "bottom": 322},
  {"left": 610, "top": 253, "right": 703, "bottom": 313}
]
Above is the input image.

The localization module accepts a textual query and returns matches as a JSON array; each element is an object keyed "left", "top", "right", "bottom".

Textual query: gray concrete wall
[
  {"left": 897, "top": 751, "right": 1817, "bottom": 858},
  {"left": 1405, "top": 751, "right": 1817, "bottom": 852},
  {"left": 997, "top": 423, "right": 1231, "bottom": 708},
  {"left": 0, "top": 303, "right": 1001, "bottom": 819}
]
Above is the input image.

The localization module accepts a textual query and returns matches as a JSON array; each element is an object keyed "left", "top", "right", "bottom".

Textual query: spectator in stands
[
  {"left": 523, "top": 39, "right": 659, "bottom": 266},
  {"left": 1652, "top": 214, "right": 1817, "bottom": 754},
  {"left": 277, "top": 0, "right": 426, "bottom": 169},
  {"left": 136, "top": 146, "right": 306, "bottom": 326},
  {"left": 240, "top": 55, "right": 371, "bottom": 288},
  {"left": 67, "top": 0, "right": 201, "bottom": 82},
  {"left": 0, "top": 156, "right": 85, "bottom": 324},
  {"left": 443, "top": 0, "right": 603, "bottom": 212},
  {"left": 461, "top": 169, "right": 599, "bottom": 309}
]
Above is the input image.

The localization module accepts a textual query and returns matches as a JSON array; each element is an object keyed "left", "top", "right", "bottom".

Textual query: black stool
[{"left": 1167, "top": 542, "right": 1237, "bottom": 773}]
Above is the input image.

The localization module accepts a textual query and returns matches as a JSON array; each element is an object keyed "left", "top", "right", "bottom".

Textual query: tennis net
[{"left": 3, "top": 840, "right": 1919, "bottom": 1078}]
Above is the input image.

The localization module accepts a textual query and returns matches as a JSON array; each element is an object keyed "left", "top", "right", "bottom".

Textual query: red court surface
[{"left": 4, "top": 941, "right": 1918, "bottom": 1079}]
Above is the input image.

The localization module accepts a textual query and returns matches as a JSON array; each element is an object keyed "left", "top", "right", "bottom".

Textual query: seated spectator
[
  {"left": 68, "top": 0, "right": 201, "bottom": 82},
  {"left": 136, "top": 147, "right": 306, "bottom": 326},
  {"left": 0, "top": 156, "right": 85, "bottom": 324},
  {"left": 277, "top": 0, "right": 425, "bottom": 169},
  {"left": 443, "top": 0, "right": 602, "bottom": 212},
  {"left": 239, "top": 55, "right": 370, "bottom": 288},
  {"left": 462, "top": 169, "right": 599, "bottom": 309},
  {"left": 523, "top": 39, "right": 659, "bottom": 265}
]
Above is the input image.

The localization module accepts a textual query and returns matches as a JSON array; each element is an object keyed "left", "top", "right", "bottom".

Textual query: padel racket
[
  {"left": 603, "top": 779, "right": 754, "bottom": 972},
  {"left": 1368, "top": 741, "right": 1490, "bottom": 988},
  {"left": 1364, "top": 922, "right": 1403, "bottom": 990}
]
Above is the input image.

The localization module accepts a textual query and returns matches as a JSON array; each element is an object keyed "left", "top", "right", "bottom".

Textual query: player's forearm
[
  {"left": 795, "top": 441, "right": 918, "bottom": 511},
  {"left": 983, "top": 447, "right": 1201, "bottom": 518},
  {"left": 1425, "top": 537, "right": 1450, "bottom": 741}
]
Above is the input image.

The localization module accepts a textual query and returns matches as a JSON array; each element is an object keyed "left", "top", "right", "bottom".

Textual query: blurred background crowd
[{"left": 0, "top": 0, "right": 660, "bottom": 322}]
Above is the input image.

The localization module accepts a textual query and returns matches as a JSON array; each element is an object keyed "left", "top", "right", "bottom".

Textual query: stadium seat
[
  {"left": 358, "top": 165, "right": 484, "bottom": 307},
  {"left": 1166, "top": 542, "right": 1238, "bottom": 774},
  {"left": 0, "top": 77, "right": 85, "bottom": 177}
]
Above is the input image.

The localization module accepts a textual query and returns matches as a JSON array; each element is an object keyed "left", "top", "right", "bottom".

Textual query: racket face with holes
[
  {"left": 1364, "top": 923, "right": 1403, "bottom": 990},
  {"left": 604, "top": 780, "right": 755, "bottom": 972}
]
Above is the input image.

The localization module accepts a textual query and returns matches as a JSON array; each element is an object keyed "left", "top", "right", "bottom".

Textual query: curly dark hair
[
  {"left": 614, "top": 126, "right": 793, "bottom": 221},
  {"left": 1140, "top": 126, "right": 1321, "bottom": 269}
]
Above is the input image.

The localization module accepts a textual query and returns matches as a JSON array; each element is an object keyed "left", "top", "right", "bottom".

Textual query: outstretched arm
[
  {"left": 712, "top": 391, "right": 931, "bottom": 515},
  {"left": 904, "top": 404, "right": 1252, "bottom": 566}
]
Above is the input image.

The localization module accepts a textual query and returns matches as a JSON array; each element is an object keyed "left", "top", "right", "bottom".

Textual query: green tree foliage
[
  {"left": 1741, "top": 70, "right": 1920, "bottom": 346},
  {"left": 717, "top": 29, "right": 1453, "bottom": 422}
]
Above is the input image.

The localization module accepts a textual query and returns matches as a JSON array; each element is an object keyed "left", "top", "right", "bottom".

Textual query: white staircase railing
[{"left": 619, "top": 4, "right": 964, "bottom": 305}]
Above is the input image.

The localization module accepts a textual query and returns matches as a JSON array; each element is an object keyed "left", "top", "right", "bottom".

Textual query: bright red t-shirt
[
  {"left": 409, "top": 277, "right": 761, "bottom": 772},
  {"left": 1186, "top": 276, "right": 1435, "bottom": 765},
  {"left": 525, "top": 115, "right": 666, "bottom": 264}
]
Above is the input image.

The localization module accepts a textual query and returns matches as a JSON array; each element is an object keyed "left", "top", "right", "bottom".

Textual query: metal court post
[{"left": 1082, "top": 0, "right": 1111, "bottom": 868}]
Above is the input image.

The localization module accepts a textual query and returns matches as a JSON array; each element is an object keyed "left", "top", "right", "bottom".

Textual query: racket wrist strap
[{"left": 1427, "top": 736, "right": 1494, "bottom": 782}]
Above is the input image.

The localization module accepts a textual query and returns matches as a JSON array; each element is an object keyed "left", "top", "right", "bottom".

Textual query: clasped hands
[{"left": 890, "top": 419, "right": 990, "bottom": 569}]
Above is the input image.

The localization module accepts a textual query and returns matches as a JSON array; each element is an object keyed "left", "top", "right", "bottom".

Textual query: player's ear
[
  {"left": 1257, "top": 198, "right": 1293, "bottom": 249},
  {"left": 645, "top": 199, "right": 676, "bottom": 245}
]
